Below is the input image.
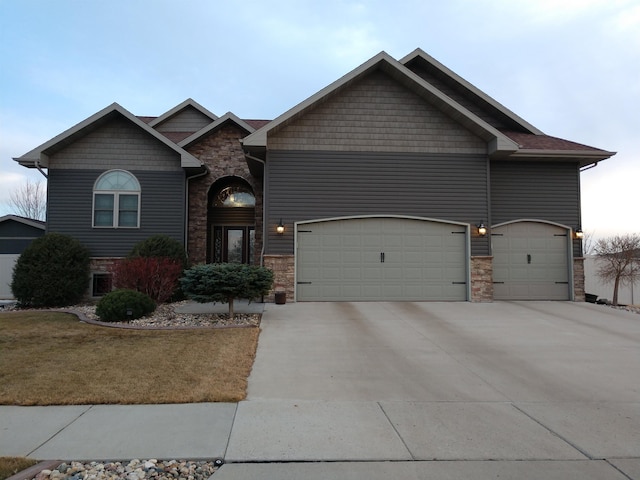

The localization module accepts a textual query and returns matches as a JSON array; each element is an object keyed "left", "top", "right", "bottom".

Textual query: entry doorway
[
  {"left": 207, "top": 177, "right": 256, "bottom": 265},
  {"left": 212, "top": 226, "right": 255, "bottom": 264}
]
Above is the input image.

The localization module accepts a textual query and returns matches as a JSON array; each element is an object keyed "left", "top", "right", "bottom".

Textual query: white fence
[
  {"left": 584, "top": 255, "right": 638, "bottom": 305},
  {"left": 0, "top": 254, "right": 19, "bottom": 299}
]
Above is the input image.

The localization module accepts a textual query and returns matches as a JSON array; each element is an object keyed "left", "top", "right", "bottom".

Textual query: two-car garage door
[{"left": 296, "top": 217, "right": 468, "bottom": 301}]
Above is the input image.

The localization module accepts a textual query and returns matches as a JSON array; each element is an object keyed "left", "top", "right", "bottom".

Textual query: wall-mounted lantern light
[
  {"left": 477, "top": 222, "right": 487, "bottom": 236},
  {"left": 575, "top": 228, "right": 584, "bottom": 239},
  {"left": 276, "top": 219, "right": 285, "bottom": 235}
]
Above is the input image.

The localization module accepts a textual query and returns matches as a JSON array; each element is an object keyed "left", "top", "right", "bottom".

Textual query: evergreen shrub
[
  {"left": 95, "top": 289, "right": 156, "bottom": 322},
  {"left": 11, "top": 233, "right": 90, "bottom": 308}
]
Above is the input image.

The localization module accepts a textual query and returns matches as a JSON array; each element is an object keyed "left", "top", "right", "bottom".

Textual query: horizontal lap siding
[
  {"left": 490, "top": 161, "right": 582, "bottom": 256},
  {"left": 266, "top": 151, "right": 489, "bottom": 256},
  {"left": 48, "top": 169, "right": 185, "bottom": 257}
]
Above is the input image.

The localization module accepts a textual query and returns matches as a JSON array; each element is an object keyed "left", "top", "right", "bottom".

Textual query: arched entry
[{"left": 208, "top": 177, "right": 256, "bottom": 264}]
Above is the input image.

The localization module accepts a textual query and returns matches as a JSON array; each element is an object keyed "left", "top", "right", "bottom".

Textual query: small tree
[
  {"left": 11, "top": 233, "right": 90, "bottom": 307},
  {"left": 9, "top": 179, "right": 47, "bottom": 221},
  {"left": 594, "top": 233, "right": 640, "bottom": 306},
  {"left": 180, "top": 263, "right": 274, "bottom": 320}
]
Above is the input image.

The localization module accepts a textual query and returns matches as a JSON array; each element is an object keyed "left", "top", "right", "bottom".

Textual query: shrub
[
  {"left": 11, "top": 233, "right": 90, "bottom": 308},
  {"left": 180, "top": 263, "right": 274, "bottom": 320},
  {"left": 129, "top": 234, "right": 188, "bottom": 268},
  {"left": 123, "top": 235, "right": 189, "bottom": 302},
  {"left": 112, "top": 257, "right": 183, "bottom": 303},
  {"left": 96, "top": 289, "right": 156, "bottom": 322}
]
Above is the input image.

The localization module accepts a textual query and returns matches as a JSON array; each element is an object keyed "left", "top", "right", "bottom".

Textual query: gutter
[{"left": 580, "top": 162, "right": 599, "bottom": 172}]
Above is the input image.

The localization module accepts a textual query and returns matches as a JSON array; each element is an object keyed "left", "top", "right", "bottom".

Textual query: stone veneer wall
[
  {"left": 263, "top": 254, "right": 295, "bottom": 302},
  {"left": 86, "top": 257, "right": 122, "bottom": 299},
  {"left": 573, "top": 257, "right": 585, "bottom": 302},
  {"left": 185, "top": 124, "right": 263, "bottom": 265},
  {"left": 470, "top": 256, "right": 493, "bottom": 302}
]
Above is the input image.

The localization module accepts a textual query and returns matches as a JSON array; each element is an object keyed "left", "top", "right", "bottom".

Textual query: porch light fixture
[
  {"left": 276, "top": 219, "right": 285, "bottom": 235},
  {"left": 575, "top": 228, "right": 584, "bottom": 239},
  {"left": 477, "top": 222, "right": 487, "bottom": 236}
]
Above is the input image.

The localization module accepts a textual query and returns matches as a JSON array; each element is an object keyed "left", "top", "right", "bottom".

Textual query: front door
[{"left": 212, "top": 226, "right": 255, "bottom": 264}]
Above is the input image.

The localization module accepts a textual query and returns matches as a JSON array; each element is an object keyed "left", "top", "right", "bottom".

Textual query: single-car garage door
[
  {"left": 296, "top": 217, "right": 468, "bottom": 301},
  {"left": 492, "top": 221, "right": 571, "bottom": 300}
]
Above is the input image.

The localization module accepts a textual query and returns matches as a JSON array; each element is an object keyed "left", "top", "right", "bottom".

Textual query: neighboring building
[
  {"left": 14, "top": 49, "right": 615, "bottom": 302},
  {"left": 0, "top": 215, "right": 46, "bottom": 299}
]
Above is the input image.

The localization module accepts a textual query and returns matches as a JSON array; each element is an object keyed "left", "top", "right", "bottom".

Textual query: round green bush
[
  {"left": 96, "top": 289, "right": 156, "bottom": 322},
  {"left": 129, "top": 234, "right": 188, "bottom": 268},
  {"left": 11, "top": 233, "right": 90, "bottom": 308}
]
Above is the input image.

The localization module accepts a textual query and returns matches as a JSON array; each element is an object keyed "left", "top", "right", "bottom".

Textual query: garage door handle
[
  {"left": 380, "top": 252, "right": 385, "bottom": 263},
  {"left": 527, "top": 254, "right": 532, "bottom": 264}
]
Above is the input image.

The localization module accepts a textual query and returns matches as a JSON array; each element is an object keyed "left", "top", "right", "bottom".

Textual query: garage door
[
  {"left": 296, "top": 217, "right": 468, "bottom": 301},
  {"left": 492, "top": 221, "right": 570, "bottom": 300}
]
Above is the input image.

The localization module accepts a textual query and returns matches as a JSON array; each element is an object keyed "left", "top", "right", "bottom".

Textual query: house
[
  {"left": 0, "top": 215, "right": 46, "bottom": 299},
  {"left": 14, "top": 48, "right": 615, "bottom": 302}
]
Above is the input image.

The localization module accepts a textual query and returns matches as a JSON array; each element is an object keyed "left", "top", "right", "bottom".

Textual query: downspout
[
  {"left": 580, "top": 162, "right": 598, "bottom": 172},
  {"left": 184, "top": 164, "right": 209, "bottom": 262},
  {"left": 35, "top": 159, "right": 48, "bottom": 178},
  {"left": 244, "top": 152, "right": 266, "bottom": 267}
]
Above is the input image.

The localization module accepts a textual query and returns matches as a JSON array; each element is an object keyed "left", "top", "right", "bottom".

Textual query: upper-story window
[{"left": 93, "top": 170, "right": 141, "bottom": 228}]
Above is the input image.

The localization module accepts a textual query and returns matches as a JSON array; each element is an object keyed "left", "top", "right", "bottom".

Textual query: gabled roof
[
  {"left": 242, "top": 51, "right": 520, "bottom": 157},
  {"left": 148, "top": 98, "right": 218, "bottom": 128},
  {"left": 179, "top": 112, "right": 257, "bottom": 148},
  {"left": 0, "top": 214, "right": 46, "bottom": 230},
  {"left": 401, "top": 48, "right": 544, "bottom": 135},
  {"left": 13, "top": 103, "right": 203, "bottom": 169},
  {"left": 243, "top": 49, "right": 615, "bottom": 168}
]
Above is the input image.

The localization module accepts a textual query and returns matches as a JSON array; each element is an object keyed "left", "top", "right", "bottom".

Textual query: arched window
[
  {"left": 93, "top": 170, "right": 141, "bottom": 228},
  {"left": 212, "top": 184, "right": 256, "bottom": 208}
]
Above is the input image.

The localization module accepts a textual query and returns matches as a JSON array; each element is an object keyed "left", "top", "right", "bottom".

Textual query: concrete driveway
[
  {"left": 248, "top": 301, "right": 640, "bottom": 403},
  {"left": 221, "top": 301, "right": 640, "bottom": 478}
]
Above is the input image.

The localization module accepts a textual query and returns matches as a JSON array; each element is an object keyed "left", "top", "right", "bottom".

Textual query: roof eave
[
  {"left": 0, "top": 214, "right": 46, "bottom": 229},
  {"left": 242, "top": 51, "right": 395, "bottom": 148},
  {"left": 13, "top": 103, "right": 203, "bottom": 170},
  {"left": 179, "top": 112, "right": 255, "bottom": 149},
  {"left": 149, "top": 98, "right": 218, "bottom": 128},
  {"left": 400, "top": 48, "right": 544, "bottom": 136},
  {"left": 507, "top": 149, "right": 616, "bottom": 168}
]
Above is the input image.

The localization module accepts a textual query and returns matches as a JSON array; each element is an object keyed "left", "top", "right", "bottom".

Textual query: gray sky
[{"left": 1, "top": 0, "right": 638, "bottom": 238}]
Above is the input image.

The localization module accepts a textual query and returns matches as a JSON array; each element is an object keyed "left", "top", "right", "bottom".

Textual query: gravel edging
[
  {"left": 10, "top": 459, "right": 222, "bottom": 480},
  {"left": 4, "top": 302, "right": 261, "bottom": 330}
]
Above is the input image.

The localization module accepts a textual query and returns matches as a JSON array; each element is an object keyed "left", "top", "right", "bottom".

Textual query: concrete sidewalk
[
  {"left": 1, "top": 400, "right": 638, "bottom": 479},
  {"left": 2, "top": 301, "right": 639, "bottom": 479}
]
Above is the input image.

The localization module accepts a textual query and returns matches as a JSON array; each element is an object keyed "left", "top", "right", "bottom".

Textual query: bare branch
[
  {"left": 594, "top": 233, "right": 640, "bottom": 305},
  {"left": 8, "top": 179, "right": 47, "bottom": 221}
]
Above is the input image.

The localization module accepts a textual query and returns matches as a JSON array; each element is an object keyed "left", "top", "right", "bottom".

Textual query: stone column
[
  {"left": 263, "top": 254, "right": 295, "bottom": 302},
  {"left": 470, "top": 256, "right": 493, "bottom": 302},
  {"left": 573, "top": 257, "right": 585, "bottom": 302}
]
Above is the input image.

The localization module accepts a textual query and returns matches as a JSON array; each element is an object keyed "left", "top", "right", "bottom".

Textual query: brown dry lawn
[
  {"left": 0, "top": 311, "right": 259, "bottom": 405},
  {"left": 0, "top": 457, "right": 38, "bottom": 480}
]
